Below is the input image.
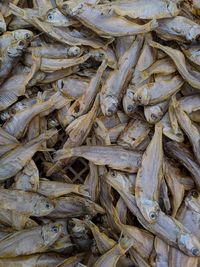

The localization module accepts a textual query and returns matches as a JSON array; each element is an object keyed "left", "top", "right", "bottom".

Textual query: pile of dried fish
[{"left": 1, "top": 0, "right": 200, "bottom": 266}]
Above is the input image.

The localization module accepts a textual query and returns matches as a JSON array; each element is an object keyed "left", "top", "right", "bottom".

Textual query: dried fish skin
[
  {"left": 135, "top": 123, "right": 163, "bottom": 224},
  {"left": 55, "top": 145, "right": 142, "bottom": 173},
  {"left": 165, "top": 141, "right": 200, "bottom": 189},
  {"left": 133, "top": 75, "right": 184, "bottom": 105},
  {"left": 106, "top": 171, "right": 200, "bottom": 256},
  {"left": 0, "top": 129, "right": 57, "bottom": 180},
  {"left": 0, "top": 253, "right": 66, "bottom": 267},
  {"left": 0, "top": 223, "right": 63, "bottom": 258},
  {"left": 156, "top": 16, "right": 200, "bottom": 42},
  {"left": 12, "top": 160, "right": 39, "bottom": 192},
  {"left": 104, "top": 0, "right": 179, "bottom": 20},
  {"left": 0, "top": 188, "right": 54, "bottom": 217},
  {"left": 149, "top": 41, "right": 200, "bottom": 89},
  {"left": 62, "top": 2, "right": 158, "bottom": 37},
  {"left": 48, "top": 196, "right": 105, "bottom": 218},
  {"left": 172, "top": 96, "right": 200, "bottom": 165},
  {"left": 100, "top": 35, "right": 143, "bottom": 116},
  {"left": 144, "top": 100, "right": 169, "bottom": 124}
]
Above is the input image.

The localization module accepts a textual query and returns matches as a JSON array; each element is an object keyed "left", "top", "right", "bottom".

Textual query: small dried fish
[
  {"left": 136, "top": 123, "right": 163, "bottom": 223},
  {"left": 55, "top": 145, "right": 142, "bottom": 173},
  {"left": 0, "top": 223, "right": 63, "bottom": 258},
  {"left": 104, "top": 0, "right": 179, "bottom": 19}
]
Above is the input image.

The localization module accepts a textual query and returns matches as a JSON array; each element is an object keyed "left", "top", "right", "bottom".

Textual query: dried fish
[{"left": 136, "top": 123, "right": 163, "bottom": 223}]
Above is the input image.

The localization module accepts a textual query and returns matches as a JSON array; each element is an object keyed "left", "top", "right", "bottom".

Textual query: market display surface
[{"left": 0, "top": 0, "right": 200, "bottom": 266}]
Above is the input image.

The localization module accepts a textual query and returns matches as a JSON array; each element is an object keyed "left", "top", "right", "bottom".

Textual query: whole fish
[
  {"left": 48, "top": 196, "right": 104, "bottom": 218},
  {"left": 0, "top": 223, "right": 63, "bottom": 258},
  {"left": 0, "top": 129, "right": 57, "bottom": 180},
  {"left": 136, "top": 123, "right": 163, "bottom": 223},
  {"left": 100, "top": 35, "right": 143, "bottom": 116},
  {"left": 0, "top": 188, "right": 54, "bottom": 217},
  {"left": 55, "top": 145, "right": 142, "bottom": 173},
  {"left": 62, "top": 2, "right": 158, "bottom": 37},
  {"left": 103, "top": 0, "right": 179, "bottom": 19}
]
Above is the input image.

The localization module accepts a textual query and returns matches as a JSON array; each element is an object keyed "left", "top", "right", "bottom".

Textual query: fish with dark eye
[
  {"left": 135, "top": 123, "right": 163, "bottom": 224},
  {"left": 144, "top": 100, "right": 169, "bottom": 124},
  {"left": 0, "top": 223, "right": 63, "bottom": 258},
  {"left": 61, "top": 1, "right": 158, "bottom": 37},
  {"left": 100, "top": 35, "right": 143, "bottom": 116}
]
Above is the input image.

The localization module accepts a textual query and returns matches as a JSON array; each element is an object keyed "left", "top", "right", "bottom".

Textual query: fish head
[
  {"left": 134, "top": 87, "right": 150, "bottom": 105},
  {"left": 46, "top": 8, "right": 71, "bottom": 26},
  {"left": 7, "top": 40, "right": 28, "bottom": 57},
  {"left": 185, "top": 190, "right": 200, "bottom": 214},
  {"left": 100, "top": 94, "right": 118, "bottom": 116},
  {"left": 13, "top": 29, "right": 33, "bottom": 42},
  {"left": 178, "top": 232, "right": 200, "bottom": 257},
  {"left": 123, "top": 90, "right": 138, "bottom": 115},
  {"left": 106, "top": 170, "right": 133, "bottom": 192},
  {"left": 34, "top": 196, "right": 55, "bottom": 216},
  {"left": 189, "top": 25, "right": 200, "bottom": 42},
  {"left": 139, "top": 199, "right": 160, "bottom": 224},
  {"left": 144, "top": 106, "right": 163, "bottom": 124},
  {"left": 68, "top": 46, "right": 82, "bottom": 57},
  {"left": 42, "top": 223, "right": 63, "bottom": 245}
]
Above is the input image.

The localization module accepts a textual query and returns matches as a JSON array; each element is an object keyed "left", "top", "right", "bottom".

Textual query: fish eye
[
  {"left": 149, "top": 211, "right": 157, "bottom": 220},
  {"left": 60, "top": 80, "right": 64, "bottom": 88},
  {"left": 191, "top": 247, "right": 199, "bottom": 256},
  {"left": 138, "top": 95, "right": 142, "bottom": 101},
  {"left": 151, "top": 114, "right": 157, "bottom": 121},
  {"left": 51, "top": 225, "right": 59, "bottom": 233},
  {"left": 47, "top": 13, "right": 54, "bottom": 20},
  {"left": 24, "top": 33, "right": 30, "bottom": 39},
  {"left": 127, "top": 105, "right": 133, "bottom": 113},
  {"left": 191, "top": 190, "right": 199, "bottom": 198},
  {"left": 107, "top": 107, "right": 114, "bottom": 116},
  {"left": 45, "top": 202, "right": 51, "bottom": 209},
  {"left": 111, "top": 171, "right": 116, "bottom": 177},
  {"left": 93, "top": 122, "right": 98, "bottom": 129}
]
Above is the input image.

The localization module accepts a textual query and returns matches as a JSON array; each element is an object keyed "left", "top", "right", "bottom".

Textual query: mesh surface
[{"left": 34, "top": 130, "right": 89, "bottom": 183}]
